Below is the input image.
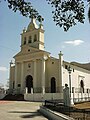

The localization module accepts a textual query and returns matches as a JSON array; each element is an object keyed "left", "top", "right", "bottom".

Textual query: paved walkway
[{"left": 0, "top": 100, "right": 48, "bottom": 120}]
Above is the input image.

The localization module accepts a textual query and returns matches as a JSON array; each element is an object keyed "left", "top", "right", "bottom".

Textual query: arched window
[
  {"left": 28, "top": 36, "right": 32, "bottom": 43},
  {"left": 51, "top": 77, "right": 56, "bottom": 93},
  {"left": 80, "top": 80, "right": 84, "bottom": 93},
  {"left": 34, "top": 34, "right": 37, "bottom": 42}
]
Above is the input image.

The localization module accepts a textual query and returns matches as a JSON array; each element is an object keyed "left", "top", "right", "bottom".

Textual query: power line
[{"left": 0, "top": 45, "right": 18, "bottom": 52}]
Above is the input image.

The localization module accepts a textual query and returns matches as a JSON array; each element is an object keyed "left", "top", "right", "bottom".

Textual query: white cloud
[
  {"left": 0, "top": 67, "right": 8, "bottom": 72},
  {"left": 64, "top": 40, "right": 84, "bottom": 46},
  {"left": 61, "top": 45, "right": 65, "bottom": 49}
]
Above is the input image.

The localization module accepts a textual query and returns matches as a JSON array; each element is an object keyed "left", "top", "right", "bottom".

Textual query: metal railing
[
  {"left": 44, "top": 100, "right": 90, "bottom": 120},
  {"left": 74, "top": 88, "right": 90, "bottom": 93},
  {"left": 45, "top": 86, "right": 63, "bottom": 93},
  {"left": 30, "top": 86, "right": 63, "bottom": 93}
]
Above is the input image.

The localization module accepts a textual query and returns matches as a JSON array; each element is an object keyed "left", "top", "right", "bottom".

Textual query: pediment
[
  {"left": 13, "top": 47, "right": 50, "bottom": 61},
  {"left": 27, "top": 23, "right": 36, "bottom": 31},
  {"left": 14, "top": 47, "right": 41, "bottom": 58}
]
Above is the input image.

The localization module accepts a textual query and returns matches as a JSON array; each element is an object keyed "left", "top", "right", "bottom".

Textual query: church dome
[{"left": 27, "top": 18, "right": 39, "bottom": 31}]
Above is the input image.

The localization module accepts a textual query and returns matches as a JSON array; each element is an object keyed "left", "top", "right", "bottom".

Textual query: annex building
[{"left": 9, "top": 18, "right": 90, "bottom": 103}]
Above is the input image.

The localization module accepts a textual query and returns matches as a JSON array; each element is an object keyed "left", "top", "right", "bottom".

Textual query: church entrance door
[
  {"left": 51, "top": 77, "right": 56, "bottom": 93},
  {"left": 26, "top": 75, "right": 33, "bottom": 93}
]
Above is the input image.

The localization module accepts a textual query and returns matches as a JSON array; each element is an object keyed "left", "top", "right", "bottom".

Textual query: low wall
[
  {"left": 71, "top": 93, "right": 90, "bottom": 103},
  {"left": 24, "top": 92, "right": 90, "bottom": 103},
  {"left": 24, "top": 93, "right": 63, "bottom": 101},
  {"left": 0, "top": 93, "right": 6, "bottom": 99},
  {"left": 39, "top": 106, "right": 74, "bottom": 120}
]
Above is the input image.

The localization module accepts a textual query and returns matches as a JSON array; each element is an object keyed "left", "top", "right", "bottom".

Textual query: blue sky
[{"left": 0, "top": 0, "right": 90, "bottom": 87}]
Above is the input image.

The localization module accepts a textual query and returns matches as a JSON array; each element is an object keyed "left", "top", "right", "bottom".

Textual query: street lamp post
[{"left": 67, "top": 65, "right": 72, "bottom": 105}]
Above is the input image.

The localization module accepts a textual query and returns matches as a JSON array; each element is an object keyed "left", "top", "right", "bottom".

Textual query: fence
[
  {"left": 9, "top": 87, "right": 90, "bottom": 103},
  {"left": 45, "top": 100, "right": 90, "bottom": 120},
  {"left": 72, "top": 87, "right": 90, "bottom": 103}
]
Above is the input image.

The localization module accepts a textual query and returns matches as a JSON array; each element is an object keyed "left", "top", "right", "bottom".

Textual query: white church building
[{"left": 9, "top": 18, "right": 90, "bottom": 103}]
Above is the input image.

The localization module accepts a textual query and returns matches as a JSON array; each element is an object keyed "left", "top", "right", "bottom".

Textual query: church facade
[{"left": 9, "top": 19, "right": 90, "bottom": 102}]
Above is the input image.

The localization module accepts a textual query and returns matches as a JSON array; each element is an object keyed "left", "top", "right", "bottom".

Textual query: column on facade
[
  {"left": 59, "top": 51, "right": 63, "bottom": 89},
  {"left": 9, "top": 61, "right": 13, "bottom": 91},
  {"left": 21, "top": 62, "right": 24, "bottom": 94},
  {"left": 33, "top": 60, "right": 37, "bottom": 93},
  {"left": 15, "top": 62, "right": 18, "bottom": 93},
  {"left": 41, "top": 58, "right": 45, "bottom": 94}
]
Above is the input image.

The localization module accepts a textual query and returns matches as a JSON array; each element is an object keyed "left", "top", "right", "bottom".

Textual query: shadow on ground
[{"left": 9, "top": 110, "right": 44, "bottom": 118}]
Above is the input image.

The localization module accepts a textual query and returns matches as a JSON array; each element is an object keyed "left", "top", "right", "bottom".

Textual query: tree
[
  {"left": 88, "top": 4, "right": 90, "bottom": 22},
  {"left": 47, "top": 0, "right": 89, "bottom": 31},
  {"left": 1, "top": 0, "right": 90, "bottom": 31},
  {"left": 5, "top": 0, "right": 44, "bottom": 22}
]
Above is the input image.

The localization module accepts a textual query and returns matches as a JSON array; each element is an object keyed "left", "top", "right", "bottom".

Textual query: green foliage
[
  {"left": 2, "top": 0, "right": 90, "bottom": 31},
  {"left": 87, "top": 1, "right": 90, "bottom": 19},
  {"left": 46, "top": 0, "right": 85, "bottom": 31},
  {"left": 7, "top": 0, "right": 44, "bottom": 22},
  {"left": 88, "top": 6, "right": 90, "bottom": 22}
]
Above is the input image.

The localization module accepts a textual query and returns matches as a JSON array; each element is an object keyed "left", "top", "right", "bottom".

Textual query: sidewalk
[{"left": 0, "top": 100, "right": 48, "bottom": 120}]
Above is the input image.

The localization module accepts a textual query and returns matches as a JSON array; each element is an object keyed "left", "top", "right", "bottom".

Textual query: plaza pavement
[{"left": 0, "top": 100, "right": 48, "bottom": 120}]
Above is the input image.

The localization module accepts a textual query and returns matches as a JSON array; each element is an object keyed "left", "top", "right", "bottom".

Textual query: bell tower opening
[{"left": 21, "top": 18, "right": 45, "bottom": 51}]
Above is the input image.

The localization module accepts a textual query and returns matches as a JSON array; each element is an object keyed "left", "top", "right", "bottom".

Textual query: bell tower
[{"left": 21, "top": 18, "right": 45, "bottom": 52}]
